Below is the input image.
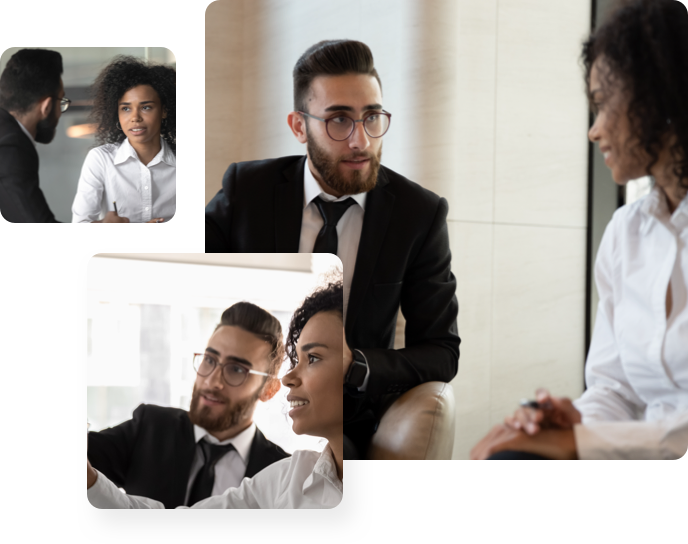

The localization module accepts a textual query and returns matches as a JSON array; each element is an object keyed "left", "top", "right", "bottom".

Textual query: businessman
[
  {"left": 205, "top": 40, "right": 460, "bottom": 458},
  {"left": 87, "top": 302, "right": 290, "bottom": 508}
]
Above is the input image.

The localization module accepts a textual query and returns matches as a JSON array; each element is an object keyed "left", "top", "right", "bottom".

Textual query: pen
[
  {"left": 113, "top": 201, "right": 118, "bottom": 215},
  {"left": 520, "top": 399, "right": 551, "bottom": 410}
]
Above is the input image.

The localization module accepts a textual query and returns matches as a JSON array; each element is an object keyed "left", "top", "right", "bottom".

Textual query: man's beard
[
  {"left": 34, "top": 105, "right": 59, "bottom": 144},
  {"left": 188, "top": 384, "right": 262, "bottom": 433},
  {"left": 307, "top": 135, "right": 381, "bottom": 195}
]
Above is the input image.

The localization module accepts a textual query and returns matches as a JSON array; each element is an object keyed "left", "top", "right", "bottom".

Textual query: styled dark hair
[
  {"left": 293, "top": 40, "right": 381, "bottom": 112},
  {"left": 0, "top": 49, "right": 63, "bottom": 114},
  {"left": 286, "top": 278, "right": 343, "bottom": 370},
  {"left": 90, "top": 55, "right": 176, "bottom": 152},
  {"left": 0, "top": 49, "right": 177, "bottom": 159},
  {"left": 216, "top": 302, "right": 285, "bottom": 376},
  {"left": 583, "top": 0, "right": 688, "bottom": 190}
]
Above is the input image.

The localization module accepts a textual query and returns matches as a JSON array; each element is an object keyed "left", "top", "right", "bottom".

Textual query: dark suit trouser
[
  {"left": 344, "top": 421, "right": 378, "bottom": 460},
  {"left": 487, "top": 451, "right": 551, "bottom": 460}
]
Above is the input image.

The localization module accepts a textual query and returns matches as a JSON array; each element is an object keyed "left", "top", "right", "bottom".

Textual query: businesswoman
[
  {"left": 71, "top": 56, "right": 176, "bottom": 223},
  {"left": 472, "top": 0, "right": 688, "bottom": 460},
  {"left": 87, "top": 279, "right": 343, "bottom": 508}
]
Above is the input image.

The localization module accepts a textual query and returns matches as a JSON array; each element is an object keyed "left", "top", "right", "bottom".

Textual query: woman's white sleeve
[{"left": 71, "top": 149, "right": 107, "bottom": 223}]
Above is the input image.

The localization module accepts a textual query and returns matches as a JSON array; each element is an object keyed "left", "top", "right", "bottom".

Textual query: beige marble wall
[{"left": 205, "top": 0, "right": 591, "bottom": 459}]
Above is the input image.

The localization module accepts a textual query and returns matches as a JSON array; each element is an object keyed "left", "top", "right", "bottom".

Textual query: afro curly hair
[
  {"left": 286, "top": 276, "right": 343, "bottom": 370},
  {"left": 583, "top": 0, "right": 688, "bottom": 191},
  {"left": 90, "top": 55, "right": 176, "bottom": 152}
]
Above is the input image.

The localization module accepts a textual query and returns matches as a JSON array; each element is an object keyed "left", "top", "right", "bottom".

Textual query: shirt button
[
  {"left": 145, "top": 207, "right": 149, "bottom": 211},
  {"left": 145, "top": 186, "right": 149, "bottom": 190}
]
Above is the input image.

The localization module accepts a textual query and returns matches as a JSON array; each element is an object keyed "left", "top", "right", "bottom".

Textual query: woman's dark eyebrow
[
  {"left": 300, "top": 342, "right": 329, "bottom": 351},
  {"left": 118, "top": 100, "right": 156, "bottom": 105}
]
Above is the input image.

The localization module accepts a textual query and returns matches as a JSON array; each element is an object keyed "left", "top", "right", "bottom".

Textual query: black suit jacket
[
  {"left": 0, "top": 107, "right": 58, "bottom": 222},
  {"left": 206, "top": 155, "right": 460, "bottom": 403},
  {"left": 87, "top": 404, "right": 290, "bottom": 509}
]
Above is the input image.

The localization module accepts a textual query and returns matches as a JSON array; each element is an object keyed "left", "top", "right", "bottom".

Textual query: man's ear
[
  {"left": 259, "top": 377, "right": 281, "bottom": 402},
  {"left": 287, "top": 111, "right": 308, "bottom": 144},
  {"left": 38, "top": 96, "right": 54, "bottom": 119}
]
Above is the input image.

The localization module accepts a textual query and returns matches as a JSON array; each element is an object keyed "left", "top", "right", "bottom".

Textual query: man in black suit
[
  {"left": 87, "top": 302, "right": 290, "bottom": 508},
  {"left": 0, "top": 84, "right": 64, "bottom": 223},
  {"left": 205, "top": 40, "right": 460, "bottom": 458}
]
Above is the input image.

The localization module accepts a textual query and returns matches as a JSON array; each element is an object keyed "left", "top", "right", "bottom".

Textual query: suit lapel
[
  {"left": 244, "top": 428, "right": 269, "bottom": 478},
  {"left": 274, "top": 156, "right": 306, "bottom": 252},
  {"left": 271, "top": 157, "right": 396, "bottom": 331},
  {"left": 346, "top": 168, "right": 395, "bottom": 333}
]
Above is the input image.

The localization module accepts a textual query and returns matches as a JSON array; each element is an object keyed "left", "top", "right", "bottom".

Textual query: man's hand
[
  {"left": 86, "top": 422, "right": 98, "bottom": 490},
  {"left": 87, "top": 459, "right": 98, "bottom": 489},
  {"left": 470, "top": 424, "right": 578, "bottom": 460},
  {"left": 343, "top": 327, "right": 353, "bottom": 379},
  {"left": 504, "top": 388, "right": 582, "bottom": 435}
]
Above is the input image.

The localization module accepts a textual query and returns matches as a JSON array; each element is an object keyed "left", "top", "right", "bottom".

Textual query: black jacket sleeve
[{"left": 205, "top": 162, "right": 236, "bottom": 252}]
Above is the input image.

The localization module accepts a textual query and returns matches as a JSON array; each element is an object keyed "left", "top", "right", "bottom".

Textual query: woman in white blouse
[
  {"left": 71, "top": 56, "right": 175, "bottom": 223},
  {"left": 87, "top": 279, "right": 343, "bottom": 508},
  {"left": 472, "top": 0, "right": 688, "bottom": 460}
]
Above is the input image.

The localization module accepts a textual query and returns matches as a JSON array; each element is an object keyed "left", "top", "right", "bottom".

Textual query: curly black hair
[
  {"left": 286, "top": 277, "right": 343, "bottom": 370},
  {"left": 582, "top": 0, "right": 688, "bottom": 191},
  {"left": 90, "top": 55, "right": 176, "bottom": 152}
]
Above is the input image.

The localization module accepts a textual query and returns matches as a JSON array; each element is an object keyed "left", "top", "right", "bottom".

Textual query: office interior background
[
  {"left": 0, "top": 47, "right": 175, "bottom": 223},
  {"left": 87, "top": 253, "right": 340, "bottom": 454},
  {"left": 205, "top": 0, "right": 666, "bottom": 459}
]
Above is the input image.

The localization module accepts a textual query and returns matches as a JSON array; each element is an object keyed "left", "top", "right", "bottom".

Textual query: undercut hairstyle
[
  {"left": 583, "top": 0, "right": 688, "bottom": 190},
  {"left": 215, "top": 302, "right": 285, "bottom": 376},
  {"left": 286, "top": 278, "right": 343, "bottom": 370},
  {"left": 293, "top": 39, "right": 382, "bottom": 112},
  {"left": 0, "top": 49, "right": 63, "bottom": 114}
]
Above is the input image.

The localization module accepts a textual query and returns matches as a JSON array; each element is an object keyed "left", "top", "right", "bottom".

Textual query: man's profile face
[
  {"left": 35, "top": 78, "right": 64, "bottom": 144},
  {"left": 303, "top": 73, "right": 384, "bottom": 196}
]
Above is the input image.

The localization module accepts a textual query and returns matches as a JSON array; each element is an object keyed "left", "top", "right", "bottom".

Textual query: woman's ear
[{"left": 162, "top": 107, "right": 167, "bottom": 120}]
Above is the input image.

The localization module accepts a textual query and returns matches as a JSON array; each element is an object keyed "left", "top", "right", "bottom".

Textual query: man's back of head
[{"left": 0, "top": 48, "right": 63, "bottom": 115}]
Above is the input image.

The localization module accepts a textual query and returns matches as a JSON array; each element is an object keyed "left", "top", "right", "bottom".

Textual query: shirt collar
[
  {"left": 113, "top": 136, "right": 176, "bottom": 167},
  {"left": 640, "top": 183, "right": 688, "bottom": 233},
  {"left": 303, "top": 157, "right": 367, "bottom": 210},
  {"left": 302, "top": 444, "right": 343, "bottom": 494},
  {"left": 193, "top": 422, "right": 256, "bottom": 464},
  {"left": 14, "top": 117, "right": 36, "bottom": 147}
]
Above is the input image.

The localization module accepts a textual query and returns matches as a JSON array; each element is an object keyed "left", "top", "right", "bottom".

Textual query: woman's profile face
[
  {"left": 588, "top": 58, "right": 648, "bottom": 185},
  {"left": 117, "top": 84, "right": 166, "bottom": 146},
  {"left": 588, "top": 57, "right": 675, "bottom": 185}
]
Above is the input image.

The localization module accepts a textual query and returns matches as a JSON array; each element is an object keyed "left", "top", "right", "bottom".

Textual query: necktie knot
[
  {"left": 187, "top": 440, "right": 236, "bottom": 505},
  {"left": 312, "top": 196, "right": 355, "bottom": 254},
  {"left": 200, "top": 440, "right": 235, "bottom": 468},
  {"left": 313, "top": 196, "right": 355, "bottom": 226}
]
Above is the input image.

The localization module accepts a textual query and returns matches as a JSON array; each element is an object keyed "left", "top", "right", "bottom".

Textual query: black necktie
[
  {"left": 312, "top": 196, "right": 355, "bottom": 254},
  {"left": 187, "top": 441, "right": 235, "bottom": 506}
]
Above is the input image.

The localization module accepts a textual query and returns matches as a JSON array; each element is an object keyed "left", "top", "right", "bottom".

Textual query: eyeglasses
[
  {"left": 193, "top": 353, "right": 270, "bottom": 387},
  {"left": 299, "top": 110, "right": 392, "bottom": 141},
  {"left": 60, "top": 97, "right": 71, "bottom": 113}
]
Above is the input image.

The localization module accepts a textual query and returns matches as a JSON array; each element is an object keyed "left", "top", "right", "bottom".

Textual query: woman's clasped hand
[{"left": 504, "top": 390, "right": 582, "bottom": 436}]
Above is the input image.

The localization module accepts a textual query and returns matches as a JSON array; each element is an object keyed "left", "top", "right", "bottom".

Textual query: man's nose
[
  {"left": 205, "top": 364, "right": 225, "bottom": 388},
  {"left": 348, "top": 121, "right": 370, "bottom": 151}
]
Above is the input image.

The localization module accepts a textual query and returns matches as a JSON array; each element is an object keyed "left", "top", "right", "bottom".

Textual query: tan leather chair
[{"left": 366, "top": 381, "right": 455, "bottom": 460}]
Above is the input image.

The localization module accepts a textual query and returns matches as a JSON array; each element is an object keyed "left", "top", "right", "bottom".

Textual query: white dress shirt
[
  {"left": 71, "top": 137, "right": 175, "bottom": 223},
  {"left": 183, "top": 423, "right": 255, "bottom": 505},
  {"left": 88, "top": 446, "right": 342, "bottom": 509},
  {"left": 573, "top": 185, "right": 688, "bottom": 459},
  {"left": 298, "top": 160, "right": 372, "bottom": 390},
  {"left": 298, "top": 159, "right": 366, "bottom": 321}
]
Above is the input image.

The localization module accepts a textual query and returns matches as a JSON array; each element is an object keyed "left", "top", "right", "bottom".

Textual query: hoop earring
[{"left": 116, "top": 121, "right": 122, "bottom": 131}]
